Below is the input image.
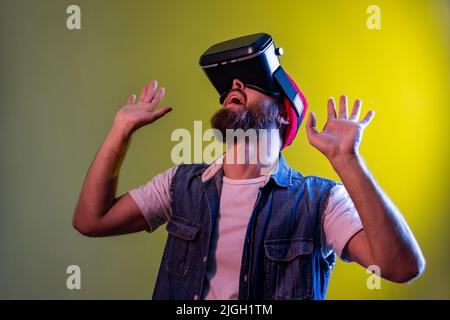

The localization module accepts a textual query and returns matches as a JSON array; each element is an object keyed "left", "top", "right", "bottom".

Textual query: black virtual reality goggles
[{"left": 199, "top": 33, "right": 305, "bottom": 130}]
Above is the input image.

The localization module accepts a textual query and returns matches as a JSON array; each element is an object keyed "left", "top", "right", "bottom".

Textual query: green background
[{"left": 0, "top": 0, "right": 448, "bottom": 299}]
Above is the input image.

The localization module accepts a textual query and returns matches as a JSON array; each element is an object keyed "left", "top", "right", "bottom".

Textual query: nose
[{"left": 232, "top": 79, "right": 245, "bottom": 90}]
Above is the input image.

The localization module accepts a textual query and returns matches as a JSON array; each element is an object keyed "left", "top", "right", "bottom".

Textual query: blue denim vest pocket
[
  {"left": 263, "top": 238, "right": 313, "bottom": 300},
  {"left": 165, "top": 215, "right": 201, "bottom": 279}
]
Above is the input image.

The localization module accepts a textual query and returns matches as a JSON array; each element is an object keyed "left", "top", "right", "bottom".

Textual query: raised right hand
[{"left": 113, "top": 80, "right": 172, "bottom": 135}]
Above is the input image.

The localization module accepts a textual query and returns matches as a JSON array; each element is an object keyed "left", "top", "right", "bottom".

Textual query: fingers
[
  {"left": 306, "top": 112, "right": 318, "bottom": 142},
  {"left": 328, "top": 94, "right": 373, "bottom": 126},
  {"left": 359, "top": 110, "right": 375, "bottom": 127},
  {"left": 138, "top": 80, "right": 165, "bottom": 106},
  {"left": 349, "top": 99, "right": 362, "bottom": 121},
  {"left": 152, "top": 87, "right": 166, "bottom": 106},
  {"left": 327, "top": 97, "right": 337, "bottom": 120},
  {"left": 143, "top": 80, "right": 158, "bottom": 103},
  {"left": 338, "top": 95, "right": 348, "bottom": 119},
  {"left": 128, "top": 94, "right": 136, "bottom": 104},
  {"left": 139, "top": 85, "right": 148, "bottom": 102}
]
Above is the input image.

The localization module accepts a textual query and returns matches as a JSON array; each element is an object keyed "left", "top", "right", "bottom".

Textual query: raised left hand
[{"left": 305, "top": 95, "right": 375, "bottom": 165}]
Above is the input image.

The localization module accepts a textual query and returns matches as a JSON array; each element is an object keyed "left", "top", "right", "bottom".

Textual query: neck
[{"left": 223, "top": 130, "right": 281, "bottom": 179}]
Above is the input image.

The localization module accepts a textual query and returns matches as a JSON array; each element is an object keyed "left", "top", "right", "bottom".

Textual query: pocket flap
[
  {"left": 264, "top": 238, "right": 313, "bottom": 262},
  {"left": 166, "top": 215, "right": 200, "bottom": 241}
]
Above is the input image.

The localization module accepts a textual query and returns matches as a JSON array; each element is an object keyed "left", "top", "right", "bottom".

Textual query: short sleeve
[
  {"left": 128, "top": 166, "right": 178, "bottom": 232},
  {"left": 322, "top": 184, "right": 364, "bottom": 260}
]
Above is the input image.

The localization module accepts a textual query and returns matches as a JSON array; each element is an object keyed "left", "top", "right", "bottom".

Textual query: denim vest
[{"left": 152, "top": 154, "right": 339, "bottom": 300}]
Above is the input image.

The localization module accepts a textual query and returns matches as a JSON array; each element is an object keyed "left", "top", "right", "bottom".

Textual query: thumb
[
  {"left": 305, "top": 112, "right": 319, "bottom": 142},
  {"left": 148, "top": 107, "right": 173, "bottom": 123}
]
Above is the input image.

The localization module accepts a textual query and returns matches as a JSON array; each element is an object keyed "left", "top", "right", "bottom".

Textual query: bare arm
[
  {"left": 73, "top": 81, "right": 172, "bottom": 237},
  {"left": 306, "top": 95, "right": 425, "bottom": 283}
]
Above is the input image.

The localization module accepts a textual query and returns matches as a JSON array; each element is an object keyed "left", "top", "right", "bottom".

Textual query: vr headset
[{"left": 199, "top": 33, "right": 308, "bottom": 148}]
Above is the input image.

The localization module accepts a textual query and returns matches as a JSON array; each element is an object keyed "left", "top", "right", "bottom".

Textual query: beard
[{"left": 210, "top": 99, "right": 281, "bottom": 141}]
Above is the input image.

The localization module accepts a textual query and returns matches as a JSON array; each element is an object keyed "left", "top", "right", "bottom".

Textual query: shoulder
[
  {"left": 304, "top": 174, "right": 339, "bottom": 186},
  {"left": 290, "top": 168, "right": 341, "bottom": 190},
  {"left": 170, "top": 163, "right": 210, "bottom": 190},
  {"left": 173, "top": 163, "right": 209, "bottom": 177},
  {"left": 289, "top": 170, "right": 342, "bottom": 214}
]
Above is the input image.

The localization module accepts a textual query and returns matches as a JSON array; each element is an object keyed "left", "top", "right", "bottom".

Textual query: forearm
[
  {"left": 73, "top": 125, "right": 132, "bottom": 227},
  {"left": 331, "top": 154, "right": 425, "bottom": 277}
]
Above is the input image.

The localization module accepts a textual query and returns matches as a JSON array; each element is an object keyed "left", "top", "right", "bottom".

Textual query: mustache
[{"left": 211, "top": 99, "right": 280, "bottom": 142}]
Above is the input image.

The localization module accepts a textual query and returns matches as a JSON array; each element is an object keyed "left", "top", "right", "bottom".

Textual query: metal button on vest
[
  {"left": 203, "top": 256, "right": 207, "bottom": 263},
  {"left": 244, "top": 274, "right": 248, "bottom": 282},
  {"left": 194, "top": 294, "right": 199, "bottom": 300}
]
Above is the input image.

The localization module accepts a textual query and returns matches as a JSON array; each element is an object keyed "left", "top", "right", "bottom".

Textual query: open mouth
[{"left": 225, "top": 91, "right": 247, "bottom": 107}]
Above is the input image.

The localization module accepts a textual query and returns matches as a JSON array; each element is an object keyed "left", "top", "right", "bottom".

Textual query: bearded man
[{"left": 72, "top": 35, "right": 424, "bottom": 300}]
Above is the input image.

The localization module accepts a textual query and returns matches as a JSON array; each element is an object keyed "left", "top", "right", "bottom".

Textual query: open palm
[
  {"left": 306, "top": 95, "right": 375, "bottom": 163},
  {"left": 114, "top": 80, "right": 172, "bottom": 134}
]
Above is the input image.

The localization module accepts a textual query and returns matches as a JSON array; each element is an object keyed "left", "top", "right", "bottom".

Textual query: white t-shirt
[
  {"left": 203, "top": 175, "right": 266, "bottom": 299},
  {"left": 129, "top": 163, "right": 363, "bottom": 300}
]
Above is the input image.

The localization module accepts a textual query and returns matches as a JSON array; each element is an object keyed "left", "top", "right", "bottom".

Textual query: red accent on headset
[{"left": 281, "top": 73, "right": 308, "bottom": 150}]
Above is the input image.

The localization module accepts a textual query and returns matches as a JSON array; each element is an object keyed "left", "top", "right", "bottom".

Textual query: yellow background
[{"left": 0, "top": 0, "right": 448, "bottom": 299}]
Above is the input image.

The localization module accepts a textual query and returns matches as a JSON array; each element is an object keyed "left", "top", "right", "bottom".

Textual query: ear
[
  {"left": 276, "top": 114, "right": 290, "bottom": 128},
  {"left": 277, "top": 113, "right": 290, "bottom": 151},
  {"left": 276, "top": 98, "right": 290, "bottom": 127}
]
